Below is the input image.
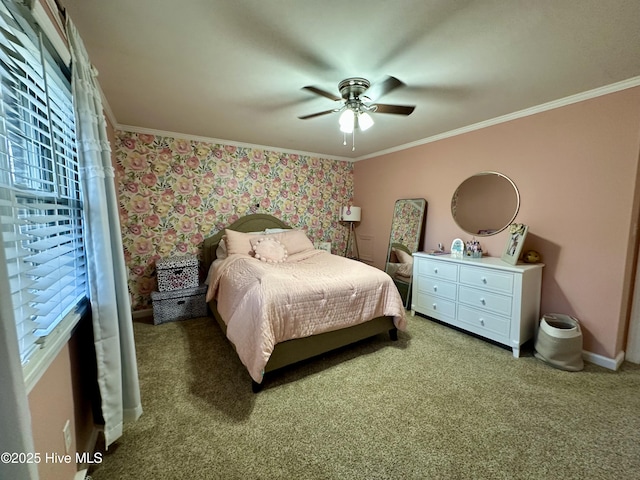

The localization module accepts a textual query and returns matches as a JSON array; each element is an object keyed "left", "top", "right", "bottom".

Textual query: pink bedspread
[{"left": 205, "top": 249, "right": 407, "bottom": 383}]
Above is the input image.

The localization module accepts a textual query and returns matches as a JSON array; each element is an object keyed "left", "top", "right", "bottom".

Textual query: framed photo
[
  {"left": 501, "top": 224, "right": 528, "bottom": 265},
  {"left": 451, "top": 238, "right": 464, "bottom": 259}
]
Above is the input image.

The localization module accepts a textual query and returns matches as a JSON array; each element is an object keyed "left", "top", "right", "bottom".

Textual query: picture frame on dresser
[{"left": 501, "top": 223, "right": 528, "bottom": 265}]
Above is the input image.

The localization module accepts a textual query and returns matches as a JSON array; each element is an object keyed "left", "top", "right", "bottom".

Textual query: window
[{"left": 0, "top": 0, "right": 87, "bottom": 367}]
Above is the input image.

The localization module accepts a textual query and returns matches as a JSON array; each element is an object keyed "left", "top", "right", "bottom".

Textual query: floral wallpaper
[{"left": 115, "top": 131, "right": 355, "bottom": 311}]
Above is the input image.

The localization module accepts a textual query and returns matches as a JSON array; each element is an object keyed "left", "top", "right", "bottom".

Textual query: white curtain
[
  {"left": 0, "top": 244, "right": 37, "bottom": 480},
  {"left": 66, "top": 19, "right": 143, "bottom": 447}
]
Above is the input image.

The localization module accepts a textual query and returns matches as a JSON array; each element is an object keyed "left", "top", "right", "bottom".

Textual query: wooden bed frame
[{"left": 202, "top": 214, "right": 398, "bottom": 392}]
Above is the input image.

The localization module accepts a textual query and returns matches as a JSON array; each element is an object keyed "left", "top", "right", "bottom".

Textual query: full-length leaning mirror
[
  {"left": 385, "top": 198, "right": 427, "bottom": 309},
  {"left": 451, "top": 171, "right": 519, "bottom": 236}
]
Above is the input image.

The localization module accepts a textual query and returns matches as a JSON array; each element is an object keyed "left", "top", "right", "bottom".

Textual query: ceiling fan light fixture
[
  {"left": 358, "top": 111, "right": 374, "bottom": 131},
  {"left": 299, "top": 75, "right": 414, "bottom": 151},
  {"left": 339, "top": 109, "right": 354, "bottom": 133}
]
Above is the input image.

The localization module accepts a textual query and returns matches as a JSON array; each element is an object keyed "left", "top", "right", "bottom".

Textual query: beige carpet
[{"left": 89, "top": 314, "right": 640, "bottom": 480}]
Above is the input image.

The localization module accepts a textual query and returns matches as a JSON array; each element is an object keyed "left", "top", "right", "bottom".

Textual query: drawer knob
[
  {"left": 480, "top": 298, "right": 486, "bottom": 305},
  {"left": 432, "top": 304, "right": 437, "bottom": 310},
  {"left": 482, "top": 277, "right": 487, "bottom": 284},
  {"left": 433, "top": 286, "right": 438, "bottom": 292},
  {"left": 480, "top": 318, "right": 485, "bottom": 326},
  {"left": 434, "top": 268, "right": 438, "bottom": 274}
]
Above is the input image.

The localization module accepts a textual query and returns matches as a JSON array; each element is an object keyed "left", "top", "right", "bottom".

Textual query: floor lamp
[{"left": 341, "top": 205, "right": 361, "bottom": 259}]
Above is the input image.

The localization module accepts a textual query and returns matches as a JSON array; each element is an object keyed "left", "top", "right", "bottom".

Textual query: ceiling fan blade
[
  {"left": 298, "top": 109, "right": 337, "bottom": 120},
  {"left": 365, "top": 76, "right": 405, "bottom": 101},
  {"left": 301, "top": 86, "right": 341, "bottom": 102},
  {"left": 374, "top": 104, "right": 416, "bottom": 115}
]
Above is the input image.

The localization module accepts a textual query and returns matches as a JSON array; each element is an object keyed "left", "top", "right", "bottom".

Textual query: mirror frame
[
  {"left": 451, "top": 171, "right": 520, "bottom": 236},
  {"left": 384, "top": 198, "right": 427, "bottom": 309}
]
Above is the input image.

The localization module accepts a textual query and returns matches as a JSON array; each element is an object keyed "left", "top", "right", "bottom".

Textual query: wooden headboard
[{"left": 202, "top": 214, "right": 291, "bottom": 273}]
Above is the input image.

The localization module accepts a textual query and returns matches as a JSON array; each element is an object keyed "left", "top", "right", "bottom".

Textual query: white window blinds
[{"left": 0, "top": 0, "right": 87, "bottom": 365}]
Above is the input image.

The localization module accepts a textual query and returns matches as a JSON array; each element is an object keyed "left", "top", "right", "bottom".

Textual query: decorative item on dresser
[
  {"left": 411, "top": 253, "right": 544, "bottom": 357},
  {"left": 501, "top": 223, "right": 529, "bottom": 265},
  {"left": 450, "top": 238, "right": 464, "bottom": 259}
]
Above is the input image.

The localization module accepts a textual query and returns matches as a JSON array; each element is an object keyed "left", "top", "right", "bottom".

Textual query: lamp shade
[
  {"left": 358, "top": 112, "right": 374, "bottom": 131},
  {"left": 339, "top": 109, "right": 354, "bottom": 133},
  {"left": 341, "top": 205, "right": 361, "bottom": 222}
]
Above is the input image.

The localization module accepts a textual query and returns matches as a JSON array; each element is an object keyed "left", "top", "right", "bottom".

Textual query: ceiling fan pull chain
[
  {"left": 343, "top": 131, "right": 347, "bottom": 146},
  {"left": 352, "top": 131, "right": 356, "bottom": 151}
]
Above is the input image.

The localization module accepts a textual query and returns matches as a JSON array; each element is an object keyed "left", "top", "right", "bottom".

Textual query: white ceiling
[{"left": 59, "top": 0, "right": 640, "bottom": 160}]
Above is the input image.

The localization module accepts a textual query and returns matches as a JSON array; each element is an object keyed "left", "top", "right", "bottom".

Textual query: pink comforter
[{"left": 205, "top": 249, "right": 407, "bottom": 383}]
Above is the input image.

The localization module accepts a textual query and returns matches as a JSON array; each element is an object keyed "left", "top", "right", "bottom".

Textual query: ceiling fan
[{"left": 298, "top": 76, "right": 416, "bottom": 150}]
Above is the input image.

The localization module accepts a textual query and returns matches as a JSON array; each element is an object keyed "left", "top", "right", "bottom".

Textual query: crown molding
[
  {"left": 354, "top": 76, "right": 640, "bottom": 161},
  {"left": 117, "top": 125, "right": 353, "bottom": 162}
]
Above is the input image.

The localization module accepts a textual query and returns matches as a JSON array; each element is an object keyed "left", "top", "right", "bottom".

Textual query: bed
[{"left": 203, "top": 214, "right": 407, "bottom": 392}]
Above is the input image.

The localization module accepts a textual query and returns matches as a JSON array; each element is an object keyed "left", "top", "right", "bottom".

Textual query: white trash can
[{"left": 534, "top": 314, "right": 584, "bottom": 371}]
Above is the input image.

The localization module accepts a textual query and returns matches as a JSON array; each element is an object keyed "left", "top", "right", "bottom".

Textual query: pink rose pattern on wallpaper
[
  {"left": 390, "top": 200, "right": 423, "bottom": 250},
  {"left": 115, "top": 131, "right": 355, "bottom": 310}
]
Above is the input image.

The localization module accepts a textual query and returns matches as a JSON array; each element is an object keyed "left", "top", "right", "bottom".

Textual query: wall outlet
[{"left": 63, "top": 419, "right": 72, "bottom": 454}]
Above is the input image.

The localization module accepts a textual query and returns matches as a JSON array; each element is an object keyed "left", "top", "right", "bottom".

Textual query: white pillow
[{"left": 216, "top": 238, "right": 228, "bottom": 260}]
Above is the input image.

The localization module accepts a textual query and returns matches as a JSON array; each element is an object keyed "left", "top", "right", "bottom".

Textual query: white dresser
[{"left": 412, "top": 253, "right": 544, "bottom": 357}]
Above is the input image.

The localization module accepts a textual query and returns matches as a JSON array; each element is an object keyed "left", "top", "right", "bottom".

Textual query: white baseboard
[{"left": 583, "top": 350, "right": 625, "bottom": 370}]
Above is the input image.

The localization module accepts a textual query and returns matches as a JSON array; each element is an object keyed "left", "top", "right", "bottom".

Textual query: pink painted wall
[{"left": 354, "top": 87, "right": 640, "bottom": 359}]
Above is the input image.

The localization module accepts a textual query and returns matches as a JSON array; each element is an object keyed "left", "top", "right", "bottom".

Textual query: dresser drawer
[
  {"left": 416, "top": 258, "right": 458, "bottom": 282},
  {"left": 459, "top": 266, "right": 514, "bottom": 295},
  {"left": 458, "top": 305, "right": 510, "bottom": 337},
  {"left": 414, "top": 292, "right": 456, "bottom": 322},
  {"left": 415, "top": 275, "right": 457, "bottom": 301},
  {"left": 458, "top": 285, "right": 512, "bottom": 317}
]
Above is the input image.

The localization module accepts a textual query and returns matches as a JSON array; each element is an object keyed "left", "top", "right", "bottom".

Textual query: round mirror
[{"left": 451, "top": 172, "right": 519, "bottom": 236}]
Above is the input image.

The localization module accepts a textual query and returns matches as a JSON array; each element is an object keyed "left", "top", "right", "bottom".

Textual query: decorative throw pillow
[
  {"left": 251, "top": 237, "right": 288, "bottom": 263},
  {"left": 276, "top": 229, "right": 315, "bottom": 256}
]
